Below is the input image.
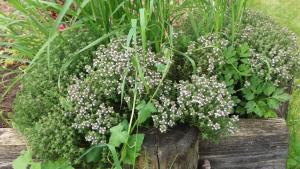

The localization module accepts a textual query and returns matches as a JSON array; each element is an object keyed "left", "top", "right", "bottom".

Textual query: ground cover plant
[{"left": 1, "top": 0, "right": 300, "bottom": 168}]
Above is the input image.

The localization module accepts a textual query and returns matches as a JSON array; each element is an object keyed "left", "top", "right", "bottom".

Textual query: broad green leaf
[
  {"left": 267, "top": 98, "right": 280, "bottom": 109},
  {"left": 107, "top": 145, "right": 122, "bottom": 169},
  {"left": 85, "top": 146, "right": 103, "bottom": 163},
  {"left": 155, "top": 63, "right": 167, "bottom": 73},
  {"left": 243, "top": 89, "right": 254, "bottom": 100},
  {"left": 12, "top": 151, "right": 31, "bottom": 169},
  {"left": 123, "top": 134, "right": 144, "bottom": 165},
  {"left": 272, "top": 89, "right": 290, "bottom": 102},
  {"left": 264, "top": 83, "right": 276, "bottom": 96},
  {"left": 136, "top": 101, "right": 157, "bottom": 124},
  {"left": 109, "top": 121, "right": 129, "bottom": 147}
]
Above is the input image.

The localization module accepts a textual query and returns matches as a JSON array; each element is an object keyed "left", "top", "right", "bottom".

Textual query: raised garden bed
[{"left": 0, "top": 119, "right": 288, "bottom": 169}]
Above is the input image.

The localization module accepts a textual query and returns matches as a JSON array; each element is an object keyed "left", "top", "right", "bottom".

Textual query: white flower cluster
[
  {"left": 152, "top": 75, "right": 237, "bottom": 135},
  {"left": 66, "top": 76, "right": 119, "bottom": 145},
  {"left": 187, "top": 34, "right": 229, "bottom": 74},
  {"left": 239, "top": 10, "right": 300, "bottom": 86},
  {"left": 152, "top": 80, "right": 183, "bottom": 133},
  {"left": 65, "top": 38, "right": 168, "bottom": 144}
]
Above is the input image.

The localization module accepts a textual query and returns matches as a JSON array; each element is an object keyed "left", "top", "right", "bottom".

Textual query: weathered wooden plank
[
  {"left": 0, "top": 119, "right": 288, "bottom": 169},
  {"left": 198, "top": 118, "right": 288, "bottom": 169},
  {"left": 135, "top": 125, "right": 199, "bottom": 169},
  {"left": 0, "top": 128, "right": 26, "bottom": 169}
]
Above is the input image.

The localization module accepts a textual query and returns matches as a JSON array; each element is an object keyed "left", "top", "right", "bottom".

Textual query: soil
[
  {"left": 0, "top": 0, "right": 20, "bottom": 128},
  {"left": 0, "top": 64, "right": 20, "bottom": 128}
]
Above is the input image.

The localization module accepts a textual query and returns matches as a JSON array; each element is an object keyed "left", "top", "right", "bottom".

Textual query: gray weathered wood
[
  {"left": 0, "top": 119, "right": 288, "bottom": 169},
  {"left": 135, "top": 125, "right": 199, "bottom": 169},
  {"left": 0, "top": 128, "right": 26, "bottom": 169},
  {"left": 198, "top": 118, "right": 288, "bottom": 169}
]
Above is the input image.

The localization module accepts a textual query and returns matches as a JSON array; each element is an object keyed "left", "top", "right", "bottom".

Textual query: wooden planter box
[{"left": 0, "top": 119, "right": 288, "bottom": 169}]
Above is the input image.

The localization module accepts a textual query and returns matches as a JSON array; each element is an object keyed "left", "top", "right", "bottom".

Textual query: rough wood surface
[
  {"left": 0, "top": 119, "right": 288, "bottom": 169},
  {"left": 0, "top": 128, "right": 26, "bottom": 169},
  {"left": 135, "top": 125, "right": 199, "bottom": 169},
  {"left": 198, "top": 118, "right": 288, "bottom": 169}
]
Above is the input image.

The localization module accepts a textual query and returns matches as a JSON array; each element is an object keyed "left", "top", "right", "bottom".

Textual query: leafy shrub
[
  {"left": 64, "top": 37, "right": 237, "bottom": 141},
  {"left": 185, "top": 10, "right": 300, "bottom": 117},
  {"left": 13, "top": 29, "right": 98, "bottom": 163}
]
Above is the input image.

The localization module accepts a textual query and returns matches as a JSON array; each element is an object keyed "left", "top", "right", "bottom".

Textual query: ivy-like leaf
[
  {"left": 122, "top": 134, "right": 144, "bottom": 165},
  {"left": 136, "top": 101, "right": 157, "bottom": 124},
  {"left": 84, "top": 146, "right": 103, "bottom": 163},
  {"left": 109, "top": 121, "right": 129, "bottom": 147},
  {"left": 155, "top": 63, "right": 166, "bottom": 73}
]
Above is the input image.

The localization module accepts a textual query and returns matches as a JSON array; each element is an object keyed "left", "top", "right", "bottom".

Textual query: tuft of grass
[{"left": 287, "top": 80, "right": 300, "bottom": 169}]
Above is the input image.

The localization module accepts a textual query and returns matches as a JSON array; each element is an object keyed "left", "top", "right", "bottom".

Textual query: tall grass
[
  {"left": 184, "top": 0, "right": 247, "bottom": 40},
  {"left": 0, "top": 0, "right": 248, "bottom": 115}
]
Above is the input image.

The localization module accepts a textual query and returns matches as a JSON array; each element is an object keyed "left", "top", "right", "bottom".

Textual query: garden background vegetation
[{"left": 0, "top": 0, "right": 300, "bottom": 169}]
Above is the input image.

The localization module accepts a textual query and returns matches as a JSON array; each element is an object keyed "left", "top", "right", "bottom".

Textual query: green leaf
[
  {"left": 272, "top": 89, "right": 290, "bottom": 102},
  {"left": 246, "top": 101, "right": 256, "bottom": 113},
  {"left": 30, "top": 162, "right": 41, "bottom": 169},
  {"left": 123, "top": 134, "right": 144, "bottom": 165},
  {"left": 224, "top": 46, "right": 237, "bottom": 64},
  {"left": 59, "top": 97, "right": 73, "bottom": 111},
  {"left": 84, "top": 146, "right": 103, "bottom": 163},
  {"left": 136, "top": 101, "right": 157, "bottom": 124},
  {"left": 264, "top": 83, "right": 276, "bottom": 96},
  {"left": 267, "top": 98, "right": 280, "bottom": 109},
  {"left": 238, "top": 64, "right": 251, "bottom": 76},
  {"left": 243, "top": 89, "right": 255, "bottom": 100},
  {"left": 155, "top": 63, "right": 166, "bottom": 73},
  {"left": 109, "top": 121, "right": 129, "bottom": 147},
  {"left": 42, "top": 159, "right": 73, "bottom": 169},
  {"left": 245, "top": 101, "right": 262, "bottom": 116},
  {"left": 13, "top": 151, "right": 32, "bottom": 169},
  {"left": 239, "top": 43, "right": 249, "bottom": 58},
  {"left": 263, "top": 110, "right": 277, "bottom": 118}
]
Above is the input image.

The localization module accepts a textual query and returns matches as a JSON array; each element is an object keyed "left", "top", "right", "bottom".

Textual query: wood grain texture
[
  {"left": 135, "top": 125, "right": 199, "bottom": 169},
  {"left": 198, "top": 118, "right": 288, "bottom": 169},
  {"left": 0, "top": 128, "right": 26, "bottom": 169},
  {"left": 0, "top": 119, "right": 288, "bottom": 169}
]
